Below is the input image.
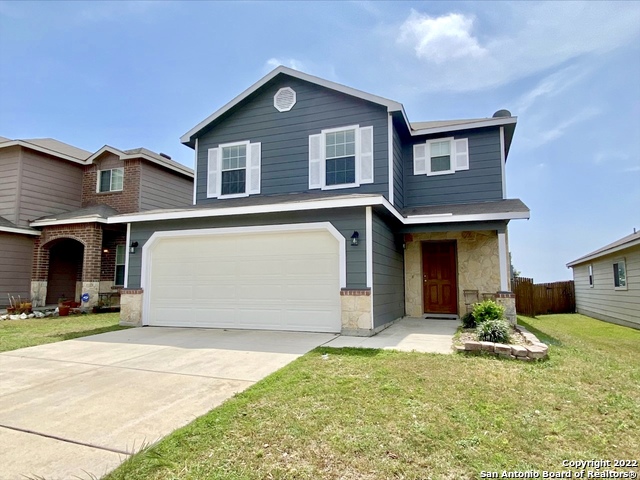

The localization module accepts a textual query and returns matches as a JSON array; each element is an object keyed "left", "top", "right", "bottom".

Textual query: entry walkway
[{"left": 325, "top": 317, "right": 459, "bottom": 353}]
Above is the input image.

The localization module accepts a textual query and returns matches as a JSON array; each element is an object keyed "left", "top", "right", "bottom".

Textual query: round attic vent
[
  {"left": 274, "top": 87, "right": 296, "bottom": 112},
  {"left": 492, "top": 109, "right": 512, "bottom": 118}
]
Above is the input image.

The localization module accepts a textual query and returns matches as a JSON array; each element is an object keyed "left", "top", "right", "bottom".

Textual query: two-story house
[
  {"left": 0, "top": 137, "right": 193, "bottom": 308},
  {"left": 111, "top": 66, "right": 530, "bottom": 335}
]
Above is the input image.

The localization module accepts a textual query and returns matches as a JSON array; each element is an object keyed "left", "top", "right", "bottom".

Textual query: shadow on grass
[
  {"left": 518, "top": 318, "right": 563, "bottom": 347},
  {"left": 47, "top": 325, "right": 130, "bottom": 341},
  {"left": 315, "top": 346, "right": 385, "bottom": 357}
]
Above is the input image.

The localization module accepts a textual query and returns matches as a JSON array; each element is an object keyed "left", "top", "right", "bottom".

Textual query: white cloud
[
  {"left": 397, "top": 11, "right": 487, "bottom": 64},
  {"left": 514, "top": 65, "right": 591, "bottom": 114},
  {"left": 265, "top": 58, "right": 305, "bottom": 72},
  {"left": 394, "top": 2, "right": 640, "bottom": 92},
  {"left": 526, "top": 107, "right": 600, "bottom": 147}
]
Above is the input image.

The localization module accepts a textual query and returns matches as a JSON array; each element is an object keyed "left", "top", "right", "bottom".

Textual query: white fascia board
[
  {"left": 30, "top": 216, "right": 109, "bottom": 227},
  {"left": 0, "top": 225, "right": 41, "bottom": 236},
  {"left": 410, "top": 117, "right": 517, "bottom": 137},
  {"left": 566, "top": 238, "right": 640, "bottom": 267},
  {"left": 180, "top": 66, "right": 404, "bottom": 145},
  {"left": 402, "top": 210, "right": 530, "bottom": 224},
  {"left": 109, "top": 196, "right": 386, "bottom": 224},
  {"left": 109, "top": 194, "right": 529, "bottom": 226},
  {"left": 0, "top": 140, "right": 88, "bottom": 165}
]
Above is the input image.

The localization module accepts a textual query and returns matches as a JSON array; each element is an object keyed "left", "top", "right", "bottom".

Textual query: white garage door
[{"left": 144, "top": 228, "right": 342, "bottom": 333}]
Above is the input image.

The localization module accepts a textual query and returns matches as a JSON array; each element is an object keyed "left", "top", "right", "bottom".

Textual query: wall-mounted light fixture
[
  {"left": 102, "top": 248, "right": 109, "bottom": 254},
  {"left": 130, "top": 241, "right": 139, "bottom": 254},
  {"left": 350, "top": 231, "right": 359, "bottom": 247}
]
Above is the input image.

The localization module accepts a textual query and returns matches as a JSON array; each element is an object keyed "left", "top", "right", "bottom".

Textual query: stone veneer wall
[
  {"left": 405, "top": 230, "right": 501, "bottom": 317},
  {"left": 340, "top": 289, "right": 372, "bottom": 336},
  {"left": 120, "top": 289, "right": 143, "bottom": 326}
]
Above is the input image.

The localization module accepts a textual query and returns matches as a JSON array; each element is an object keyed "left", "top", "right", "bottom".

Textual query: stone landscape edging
[{"left": 455, "top": 324, "right": 549, "bottom": 360}]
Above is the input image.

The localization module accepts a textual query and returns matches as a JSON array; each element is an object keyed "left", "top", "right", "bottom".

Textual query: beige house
[{"left": 567, "top": 230, "right": 640, "bottom": 329}]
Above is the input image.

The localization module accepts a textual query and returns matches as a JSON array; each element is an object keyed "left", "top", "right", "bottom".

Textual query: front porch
[{"left": 403, "top": 229, "right": 515, "bottom": 322}]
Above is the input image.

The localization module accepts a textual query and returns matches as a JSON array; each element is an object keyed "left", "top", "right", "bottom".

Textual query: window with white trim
[
  {"left": 207, "top": 141, "right": 261, "bottom": 199},
  {"left": 413, "top": 137, "right": 469, "bottom": 176},
  {"left": 115, "top": 245, "right": 125, "bottom": 286},
  {"left": 98, "top": 168, "right": 124, "bottom": 192},
  {"left": 588, "top": 264, "right": 594, "bottom": 288},
  {"left": 613, "top": 259, "right": 627, "bottom": 290},
  {"left": 308, "top": 124, "right": 373, "bottom": 190}
]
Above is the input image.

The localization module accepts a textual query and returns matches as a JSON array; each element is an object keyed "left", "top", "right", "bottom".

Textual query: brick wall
[
  {"left": 101, "top": 230, "right": 127, "bottom": 282},
  {"left": 32, "top": 223, "right": 104, "bottom": 282},
  {"left": 82, "top": 159, "right": 141, "bottom": 214}
]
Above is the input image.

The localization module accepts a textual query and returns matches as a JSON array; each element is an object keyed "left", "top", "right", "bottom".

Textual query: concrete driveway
[{"left": 0, "top": 327, "right": 336, "bottom": 479}]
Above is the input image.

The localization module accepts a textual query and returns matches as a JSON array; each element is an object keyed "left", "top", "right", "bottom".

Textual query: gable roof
[
  {"left": 180, "top": 66, "right": 405, "bottom": 147},
  {"left": 88, "top": 145, "right": 193, "bottom": 177},
  {"left": 0, "top": 137, "right": 91, "bottom": 164},
  {"left": 180, "top": 66, "right": 518, "bottom": 158},
  {"left": 567, "top": 230, "right": 640, "bottom": 267}
]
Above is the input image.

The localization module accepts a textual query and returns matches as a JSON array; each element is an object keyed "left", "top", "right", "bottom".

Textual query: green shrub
[
  {"left": 461, "top": 311, "right": 476, "bottom": 328},
  {"left": 472, "top": 300, "right": 505, "bottom": 324},
  {"left": 476, "top": 319, "right": 511, "bottom": 343}
]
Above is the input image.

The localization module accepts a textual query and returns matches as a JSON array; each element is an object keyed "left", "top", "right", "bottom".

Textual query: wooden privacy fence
[{"left": 512, "top": 277, "right": 575, "bottom": 316}]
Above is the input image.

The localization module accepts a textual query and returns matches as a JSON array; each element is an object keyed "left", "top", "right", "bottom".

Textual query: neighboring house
[
  {"left": 0, "top": 137, "right": 193, "bottom": 308},
  {"left": 567, "top": 230, "right": 640, "bottom": 329},
  {"left": 112, "top": 66, "right": 530, "bottom": 336}
]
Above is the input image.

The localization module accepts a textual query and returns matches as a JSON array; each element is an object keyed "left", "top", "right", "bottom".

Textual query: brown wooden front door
[{"left": 422, "top": 241, "right": 458, "bottom": 314}]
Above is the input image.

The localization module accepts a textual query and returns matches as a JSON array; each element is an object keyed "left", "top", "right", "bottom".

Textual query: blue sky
[{"left": 1, "top": 1, "right": 639, "bottom": 282}]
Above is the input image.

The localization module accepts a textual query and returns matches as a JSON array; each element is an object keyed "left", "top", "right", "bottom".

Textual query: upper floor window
[
  {"left": 207, "top": 141, "right": 261, "bottom": 199},
  {"left": 309, "top": 124, "right": 373, "bottom": 190},
  {"left": 98, "top": 168, "right": 124, "bottom": 192},
  {"left": 613, "top": 259, "right": 627, "bottom": 290},
  {"left": 588, "top": 264, "right": 594, "bottom": 288},
  {"left": 413, "top": 137, "right": 469, "bottom": 176}
]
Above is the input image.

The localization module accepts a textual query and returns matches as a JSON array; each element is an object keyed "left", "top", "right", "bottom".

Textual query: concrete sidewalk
[
  {"left": 325, "top": 317, "right": 459, "bottom": 353},
  {"left": 0, "top": 327, "right": 336, "bottom": 480}
]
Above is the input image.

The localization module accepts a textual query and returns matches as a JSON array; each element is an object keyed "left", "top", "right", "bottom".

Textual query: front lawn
[
  {"left": 106, "top": 314, "right": 640, "bottom": 479},
  {"left": 0, "top": 312, "right": 129, "bottom": 352}
]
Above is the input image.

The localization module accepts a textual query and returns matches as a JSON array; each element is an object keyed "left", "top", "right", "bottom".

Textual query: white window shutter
[
  {"left": 207, "top": 148, "right": 220, "bottom": 198},
  {"left": 248, "top": 142, "right": 261, "bottom": 194},
  {"left": 413, "top": 143, "right": 427, "bottom": 175},
  {"left": 454, "top": 138, "right": 469, "bottom": 171},
  {"left": 359, "top": 126, "right": 374, "bottom": 184},
  {"left": 309, "top": 133, "right": 322, "bottom": 189}
]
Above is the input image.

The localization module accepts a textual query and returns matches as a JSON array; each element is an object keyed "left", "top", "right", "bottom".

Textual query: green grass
[
  {"left": 0, "top": 312, "right": 129, "bottom": 352},
  {"left": 105, "top": 313, "right": 640, "bottom": 480}
]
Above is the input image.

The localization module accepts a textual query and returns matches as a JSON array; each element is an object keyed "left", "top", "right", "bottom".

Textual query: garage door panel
[{"left": 147, "top": 229, "right": 341, "bottom": 332}]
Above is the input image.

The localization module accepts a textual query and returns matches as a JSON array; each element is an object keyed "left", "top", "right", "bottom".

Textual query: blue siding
[
  {"left": 372, "top": 212, "right": 405, "bottom": 328},
  {"left": 126, "top": 208, "right": 367, "bottom": 290},
  {"left": 195, "top": 76, "right": 389, "bottom": 205},
  {"left": 404, "top": 128, "right": 503, "bottom": 206},
  {"left": 392, "top": 122, "right": 404, "bottom": 209}
]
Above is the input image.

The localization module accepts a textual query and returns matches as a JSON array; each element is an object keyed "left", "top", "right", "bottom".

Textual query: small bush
[
  {"left": 476, "top": 319, "right": 511, "bottom": 343},
  {"left": 472, "top": 300, "right": 505, "bottom": 324},
  {"left": 461, "top": 311, "right": 476, "bottom": 328}
]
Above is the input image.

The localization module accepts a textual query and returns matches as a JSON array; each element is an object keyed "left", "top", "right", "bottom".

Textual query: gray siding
[
  {"left": 0, "top": 232, "right": 34, "bottom": 306},
  {"left": 392, "top": 122, "right": 404, "bottom": 209},
  {"left": 573, "top": 245, "right": 640, "bottom": 329},
  {"left": 19, "top": 149, "right": 83, "bottom": 226},
  {"left": 195, "top": 76, "right": 389, "bottom": 205},
  {"left": 139, "top": 163, "right": 193, "bottom": 211},
  {"left": 0, "top": 147, "right": 20, "bottom": 224},
  {"left": 404, "top": 128, "right": 503, "bottom": 206},
  {"left": 372, "top": 212, "right": 405, "bottom": 327},
  {"left": 127, "top": 207, "right": 367, "bottom": 290}
]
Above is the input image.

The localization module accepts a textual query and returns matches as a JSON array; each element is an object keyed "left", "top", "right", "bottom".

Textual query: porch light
[
  {"left": 130, "top": 241, "right": 139, "bottom": 254},
  {"left": 350, "top": 231, "right": 359, "bottom": 247},
  {"left": 102, "top": 248, "right": 109, "bottom": 253}
]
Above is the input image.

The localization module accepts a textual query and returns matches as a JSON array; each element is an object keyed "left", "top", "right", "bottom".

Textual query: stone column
[
  {"left": 120, "top": 289, "right": 143, "bottom": 326},
  {"left": 340, "top": 288, "right": 372, "bottom": 336},
  {"left": 496, "top": 291, "right": 517, "bottom": 325},
  {"left": 81, "top": 224, "right": 103, "bottom": 308}
]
